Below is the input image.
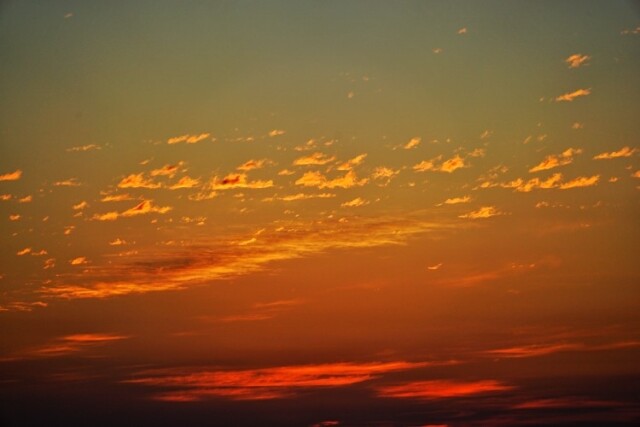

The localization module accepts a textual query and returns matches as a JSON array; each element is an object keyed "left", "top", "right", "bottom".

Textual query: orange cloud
[
  {"left": 484, "top": 343, "right": 583, "bottom": 358},
  {"left": 117, "top": 173, "right": 161, "bottom": 189},
  {"left": 237, "top": 159, "right": 270, "bottom": 171},
  {"left": 70, "top": 257, "right": 88, "bottom": 265},
  {"left": 9, "top": 214, "right": 21, "bottom": 221},
  {"left": 169, "top": 176, "right": 200, "bottom": 190},
  {"left": 457, "top": 27, "right": 467, "bottom": 34},
  {"left": 341, "top": 197, "right": 368, "bottom": 207},
  {"left": 0, "top": 301, "right": 47, "bottom": 313},
  {"left": 458, "top": 206, "right": 504, "bottom": 219},
  {"left": 109, "top": 238, "right": 128, "bottom": 246},
  {"left": 295, "top": 170, "right": 368, "bottom": 189},
  {"left": 337, "top": 154, "right": 367, "bottom": 171},
  {"left": 558, "top": 175, "right": 599, "bottom": 189},
  {"left": 167, "top": 133, "right": 210, "bottom": 144},
  {"left": 125, "top": 361, "right": 429, "bottom": 402},
  {"left": 18, "top": 195, "right": 32, "bottom": 203},
  {"left": 442, "top": 196, "right": 471, "bottom": 205},
  {"left": 555, "top": 88, "right": 591, "bottom": 102},
  {"left": 529, "top": 148, "right": 582, "bottom": 172},
  {"left": 209, "top": 173, "right": 273, "bottom": 190},
  {"left": 268, "top": 129, "right": 285, "bottom": 137},
  {"left": 53, "top": 178, "right": 81, "bottom": 187},
  {"left": 371, "top": 166, "right": 400, "bottom": 184},
  {"left": 376, "top": 379, "right": 513, "bottom": 400},
  {"left": 93, "top": 200, "right": 172, "bottom": 221},
  {"left": 565, "top": 53, "right": 590, "bottom": 68},
  {"left": 16, "top": 247, "right": 32, "bottom": 256},
  {"left": 263, "top": 193, "right": 336, "bottom": 202},
  {"left": 403, "top": 137, "right": 421, "bottom": 150},
  {"left": 150, "top": 163, "right": 182, "bottom": 178},
  {"left": 100, "top": 193, "right": 134, "bottom": 202},
  {"left": 66, "top": 144, "right": 101, "bottom": 152},
  {"left": 0, "top": 169, "right": 22, "bottom": 181},
  {"left": 0, "top": 333, "right": 129, "bottom": 360},
  {"left": 72, "top": 201, "right": 89, "bottom": 210},
  {"left": 414, "top": 155, "right": 467, "bottom": 173},
  {"left": 293, "top": 152, "right": 336, "bottom": 166},
  {"left": 593, "top": 146, "right": 637, "bottom": 160},
  {"left": 1, "top": 194, "right": 11, "bottom": 201}
]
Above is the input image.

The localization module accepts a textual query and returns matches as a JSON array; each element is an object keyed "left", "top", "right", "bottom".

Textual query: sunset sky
[{"left": 1, "top": 1, "right": 640, "bottom": 426}]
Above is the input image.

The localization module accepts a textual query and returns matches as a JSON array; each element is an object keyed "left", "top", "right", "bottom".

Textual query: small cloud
[
  {"left": 371, "top": 166, "right": 400, "bottom": 181},
  {"left": 0, "top": 170, "right": 22, "bottom": 181},
  {"left": 479, "top": 130, "right": 492, "bottom": 139},
  {"left": 633, "top": 170, "right": 640, "bottom": 179},
  {"left": 53, "top": 178, "right": 81, "bottom": 187},
  {"left": 593, "top": 146, "right": 637, "bottom": 160},
  {"left": 457, "top": 27, "right": 467, "bottom": 35},
  {"left": 64, "top": 12, "right": 74, "bottom": 19},
  {"left": 347, "top": 91, "right": 355, "bottom": 99},
  {"left": 169, "top": 176, "right": 200, "bottom": 190},
  {"left": 18, "top": 195, "right": 32, "bottom": 203},
  {"left": 66, "top": 144, "right": 101, "bottom": 152},
  {"left": 100, "top": 193, "right": 134, "bottom": 202},
  {"left": 72, "top": 201, "right": 89, "bottom": 210},
  {"left": 439, "top": 155, "right": 467, "bottom": 173},
  {"left": 529, "top": 148, "right": 582, "bottom": 172},
  {"left": 268, "top": 129, "right": 286, "bottom": 137},
  {"left": 341, "top": 197, "right": 368, "bottom": 207},
  {"left": 414, "top": 154, "right": 467, "bottom": 173},
  {"left": 294, "top": 139, "right": 318, "bottom": 152},
  {"left": 9, "top": 214, "right": 21, "bottom": 221},
  {"left": 237, "top": 159, "right": 270, "bottom": 172},
  {"left": 442, "top": 196, "right": 471, "bottom": 205},
  {"left": 413, "top": 159, "right": 436, "bottom": 172},
  {"left": 427, "top": 263, "right": 443, "bottom": 270},
  {"left": 432, "top": 48, "right": 443, "bottom": 54},
  {"left": 403, "top": 137, "right": 421, "bottom": 150},
  {"left": 459, "top": 206, "right": 504, "bottom": 219},
  {"left": 117, "top": 173, "right": 161, "bottom": 189},
  {"left": 167, "top": 133, "right": 210, "bottom": 144},
  {"left": 621, "top": 26, "right": 640, "bottom": 35},
  {"left": 109, "top": 238, "right": 127, "bottom": 246},
  {"left": 295, "top": 170, "right": 368, "bottom": 189},
  {"left": 376, "top": 379, "right": 513, "bottom": 400},
  {"left": 43, "top": 258, "right": 56, "bottom": 269},
  {"left": 337, "top": 154, "right": 367, "bottom": 171},
  {"left": 293, "top": 152, "right": 336, "bottom": 166},
  {"left": 93, "top": 200, "right": 172, "bottom": 221},
  {"left": 558, "top": 175, "right": 600, "bottom": 190},
  {"left": 150, "top": 163, "right": 182, "bottom": 178},
  {"left": 565, "top": 54, "right": 590, "bottom": 69},
  {"left": 571, "top": 122, "right": 584, "bottom": 130},
  {"left": 555, "top": 88, "right": 591, "bottom": 102},
  {"left": 0, "top": 194, "right": 11, "bottom": 201},
  {"left": 264, "top": 193, "right": 335, "bottom": 202},
  {"left": 278, "top": 169, "right": 295, "bottom": 176},
  {"left": 17, "top": 248, "right": 32, "bottom": 256},
  {"left": 70, "top": 257, "right": 88, "bottom": 266},
  {"left": 208, "top": 173, "right": 273, "bottom": 191}
]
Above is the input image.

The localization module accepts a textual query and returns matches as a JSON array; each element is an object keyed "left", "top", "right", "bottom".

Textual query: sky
[{"left": 1, "top": 1, "right": 639, "bottom": 426}]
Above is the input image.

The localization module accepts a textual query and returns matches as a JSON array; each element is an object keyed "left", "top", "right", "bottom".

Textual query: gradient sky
[{"left": 1, "top": 1, "right": 640, "bottom": 426}]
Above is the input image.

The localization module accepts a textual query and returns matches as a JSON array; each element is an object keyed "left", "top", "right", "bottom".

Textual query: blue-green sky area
[{"left": 1, "top": 2, "right": 639, "bottom": 426}]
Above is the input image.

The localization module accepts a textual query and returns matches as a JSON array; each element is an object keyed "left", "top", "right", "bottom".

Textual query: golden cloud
[
  {"left": 167, "top": 133, "right": 210, "bottom": 144},
  {"left": 237, "top": 159, "right": 270, "bottom": 171},
  {"left": 341, "top": 197, "right": 368, "bottom": 207},
  {"left": 295, "top": 170, "right": 368, "bottom": 189},
  {"left": 293, "top": 152, "right": 336, "bottom": 166},
  {"left": 66, "top": 144, "right": 101, "bottom": 152},
  {"left": 458, "top": 206, "right": 504, "bottom": 219},
  {"left": 0, "top": 170, "right": 22, "bottom": 181},
  {"left": 555, "top": 88, "right": 591, "bottom": 102},
  {"left": 209, "top": 173, "right": 273, "bottom": 190},
  {"left": 337, "top": 153, "right": 367, "bottom": 171},
  {"left": 169, "top": 176, "right": 200, "bottom": 190},
  {"left": 558, "top": 175, "right": 600, "bottom": 189},
  {"left": 529, "top": 148, "right": 582, "bottom": 172},
  {"left": 565, "top": 53, "right": 590, "bottom": 68},
  {"left": 117, "top": 173, "right": 161, "bottom": 189},
  {"left": 593, "top": 146, "right": 637, "bottom": 160},
  {"left": 413, "top": 155, "right": 467, "bottom": 173},
  {"left": 403, "top": 137, "right": 421, "bottom": 150},
  {"left": 93, "top": 200, "right": 172, "bottom": 221}
]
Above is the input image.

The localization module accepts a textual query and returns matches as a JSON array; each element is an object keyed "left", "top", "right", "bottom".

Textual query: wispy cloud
[
  {"left": 441, "top": 196, "right": 471, "bottom": 205},
  {"left": 337, "top": 154, "right": 367, "bottom": 171},
  {"left": 0, "top": 170, "right": 22, "bottom": 181},
  {"left": 268, "top": 129, "right": 286, "bottom": 137},
  {"left": 458, "top": 206, "right": 504, "bottom": 219},
  {"left": 53, "top": 178, "right": 81, "bottom": 187},
  {"left": 555, "top": 88, "right": 591, "bottom": 102},
  {"left": 167, "top": 133, "right": 210, "bottom": 144},
  {"left": 208, "top": 173, "right": 273, "bottom": 190},
  {"left": 565, "top": 54, "right": 590, "bottom": 68},
  {"left": 263, "top": 193, "right": 336, "bottom": 202},
  {"left": 0, "top": 333, "right": 129, "bottom": 360},
  {"left": 169, "top": 176, "right": 200, "bottom": 190},
  {"left": 529, "top": 148, "right": 582, "bottom": 172},
  {"left": 376, "top": 379, "right": 513, "bottom": 400},
  {"left": 150, "top": 163, "right": 182, "bottom": 178},
  {"left": 125, "top": 361, "right": 429, "bottom": 402},
  {"left": 237, "top": 159, "right": 271, "bottom": 171},
  {"left": 341, "top": 197, "right": 369, "bottom": 207},
  {"left": 66, "top": 144, "right": 101, "bottom": 152},
  {"left": 93, "top": 200, "right": 172, "bottom": 221},
  {"left": 414, "top": 155, "right": 467, "bottom": 173},
  {"left": 295, "top": 170, "right": 368, "bottom": 189},
  {"left": 100, "top": 193, "right": 134, "bottom": 202},
  {"left": 117, "top": 173, "right": 161, "bottom": 189},
  {"left": 593, "top": 146, "right": 637, "bottom": 160},
  {"left": 558, "top": 175, "right": 600, "bottom": 189},
  {"left": 402, "top": 137, "right": 421, "bottom": 150},
  {"left": 293, "top": 152, "right": 336, "bottom": 166}
]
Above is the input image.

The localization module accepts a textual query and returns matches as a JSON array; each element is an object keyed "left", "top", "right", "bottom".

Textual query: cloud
[
  {"left": 457, "top": 27, "right": 467, "bottom": 35},
  {"left": 403, "top": 137, "right": 421, "bottom": 150},
  {"left": 414, "top": 155, "right": 467, "bottom": 173},
  {"left": 93, "top": 200, "right": 172, "bottom": 221},
  {"left": 442, "top": 196, "right": 471, "bottom": 205},
  {"left": 167, "top": 133, "right": 210, "bottom": 144},
  {"left": 484, "top": 343, "right": 583, "bottom": 359},
  {"left": 555, "top": 88, "right": 591, "bottom": 102},
  {"left": 295, "top": 170, "right": 368, "bottom": 189},
  {"left": 376, "top": 379, "right": 513, "bottom": 400},
  {"left": 237, "top": 159, "right": 270, "bottom": 171},
  {"left": 0, "top": 170, "right": 22, "bottom": 181},
  {"left": 565, "top": 54, "right": 590, "bottom": 68},
  {"left": 124, "top": 361, "right": 429, "bottom": 402},
  {"left": 0, "top": 333, "right": 129, "bottom": 360},
  {"left": 53, "top": 178, "right": 81, "bottom": 187},
  {"left": 16, "top": 247, "right": 32, "bottom": 256},
  {"left": 109, "top": 238, "right": 128, "bottom": 246},
  {"left": 341, "top": 197, "right": 368, "bottom": 207},
  {"left": 593, "top": 146, "right": 637, "bottom": 160},
  {"left": 268, "top": 129, "right": 286, "bottom": 137},
  {"left": 209, "top": 173, "right": 273, "bottom": 190},
  {"left": 9, "top": 214, "right": 21, "bottom": 221},
  {"left": 18, "top": 195, "right": 32, "bottom": 203},
  {"left": 150, "top": 163, "right": 182, "bottom": 178},
  {"left": 371, "top": 167, "right": 400, "bottom": 183},
  {"left": 1, "top": 194, "right": 11, "bottom": 201},
  {"left": 101, "top": 193, "right": 134, "bottom": 202},
  {"left": 70, "top": 257, "right": 88, "bottom": 265},
  {"left": 529, "top": 148, "right": 582, "bottom": 172},
  {"left": 513, "top": 173, "right": 563, "bottom": 192},
  {"left": 263, "top": 193, "right": 336, "bottom": 202},
  {"left": 0, "top": 301, "right": 48, "bottom": 313},
  {"left": 72, "top": 201, "right": 89, "bottom": 210},
  {"left": 337, "top": 154, "right": 367, "bottom": 171},
  {"left": 66, "top": 144, "right": 101, "bottom": 152},
  {"left": 621, "top": 26, "right": 640, "bottom": 35},
  {"left": 169, "top": 176, "right": 200, "bottom": 190},
  {"left": 293, "top": 152, "right": 336, "bottom": 166},
  {"left": 40, "top": 215, "right": 452, "bottom": 299},
  {"left": 117, "top": 173, "right": 162, "bottom": 189},
  {"left": 558, "top": 175, "right": 600, "bottom": 189},
  {"left": 458, "top": 206, "right": 504, "bottom": 219}
]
